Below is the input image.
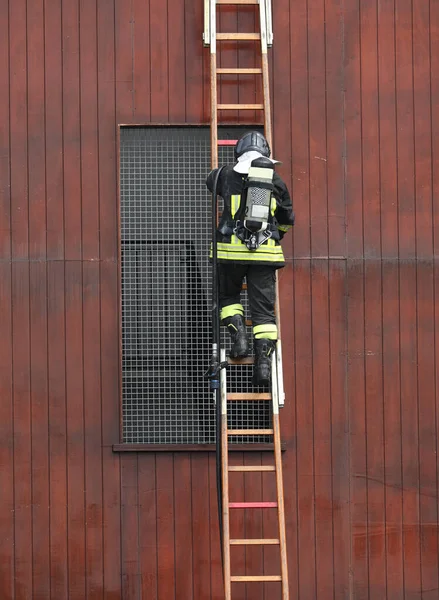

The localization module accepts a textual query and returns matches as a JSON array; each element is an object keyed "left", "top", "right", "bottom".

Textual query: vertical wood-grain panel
[
  {"left": 174, "top": 454, "right": 193, "bottom": 599},
  {"left": 289, "top": 0, "right": 310, "bottom": 258},
  {"left": 139, "top": 455, "right": 158, "bottom": 600},
  {"left": 150, "top": 0, "right": 169, "bottom": 121},
  {"left": 27, "top": 0, "right": 46, "bottom": 259},
  {"left": 399, "top": 262, "right": 421, "bottom": 596},
  {"left": 48, "top": 262, "right": 68, "bottom": 600},
  {"left": 360, "top": 9, "right": 380, "bottom": 247},
  {"left": 98, "top": 0, "right": 118, "bottom": 261},
  {"left": 45, "top": 0, "right": 64, "bottom": 260},
  {"left": 435, "top": 261, "right": 439, "bottom": 600},
  {"left": 378, "top": 0, "right": 398, "bottom": 259},
  {"left": 360, "top": 0, "right": 381, "bottom": 259},
  {"left": 65, "top": 261, "right": 86, "bottom": 598},
  {"left": 348, "top": 260, "right": 368, "bottom": 599},
  {"left": 100, "top": 261, "right": 121, "bottom": 598},
  {"left": 0, "top": 6, "right": 11, "bottom": 259},
  {"left": 83, "top": 262, "right": 104, "bottom": 599},
  {"left": 96, "top": 21, "right": 120, "bottom": 595},
  {"left": 432, "top": 2, "right": 439, "bottom": 257},
  {"left": 168, "top": 0, "right": 187, "bottom": 122},
  {"left": 133, "top": 0, "right": 151, "bottom": 122},
  {"left": 308, "top": 0, "right": 329, "bottom": 258},
  {"left": 382, "top": 262, "right": 404, "bottom": 600},
  {"left": 278, "top": 263, "right": 299, "bottom": 599},
  {"left": 412, "top": 1, "right": 433, "bottom": 260},
  {"left": 345, "top": 1, "right": 363, "bottom": 259},
  {"left": 115, "top": 0, "right": 133, "bottom": 122},
  {"left": 62, "top": 0, "right": 82, "bottom": 260},
  {"left": 156, "top": 455, "right": 175, "bottom": 600},
  {"left": 395, "top": 0, "right": 415, "bottom": 260},
  {"left": 184, "top": 0, "right": 207, "bottom": 123},
  {"left": 294, "top": 261, "right": 316, "bottom": 597},
  {"left": 312, "top": 260, "right": 334, "bottom": 597},
  {"left": 30, "top": 262, "right": 50, "bottom": 600},
  {"left": 12, "top": 262, "right": 33, "bottom": 598},
  {"left": 121, "top": 454, "right": 140, "bottom": 598},
  {"left": 329, "top": 260, "right": 350, "bottom": 599},
  {"left": 9, "top": 0, "right": 29, "bottom": 259},
  {"left": 192, "top": 454, "right": 212, "bottom": 600},
  {"left": 326, "top": 0, "right": 345, "bottom": 259},
  {"left": 364, "top": 261, "right": 386, "bottom": 596},
  {"left": 208, "top": 453, "right": 224, "bottom": 600},
  {"left": 416, "top": 261, "right": 437, "bottom": 597},
  {"left": 80, "top": 0, "right": 100, "bottom": 260},
  {"left": 0, "top": 263, "right": 14, "bottom": 599}
]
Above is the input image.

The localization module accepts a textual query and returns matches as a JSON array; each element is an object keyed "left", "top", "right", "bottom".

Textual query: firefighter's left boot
[
  {"left": 223, "top": 314, "right": 249, "bottom": 358},
  {"left": 253, "top": 338, "right": 276, "bottom": 387}
]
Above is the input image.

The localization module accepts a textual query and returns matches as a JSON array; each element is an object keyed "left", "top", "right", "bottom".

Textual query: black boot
[
  {"left": 223, "top": 314, "right": 249, "bottom": 358},
  {"left": 253, "top": 338, "right": 276, "bottom": 387}
]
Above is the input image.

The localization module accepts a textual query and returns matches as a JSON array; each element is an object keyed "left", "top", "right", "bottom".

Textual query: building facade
[{"left": 0, "top": 0, "right": 438, "bottom": 598}]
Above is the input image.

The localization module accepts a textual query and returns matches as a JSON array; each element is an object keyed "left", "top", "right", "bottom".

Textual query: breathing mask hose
[{"left": 210, "top": 166, "right": 225, "bottom": 571}]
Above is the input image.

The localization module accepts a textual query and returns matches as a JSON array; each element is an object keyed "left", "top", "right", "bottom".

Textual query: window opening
[{"left": 120, "top": 126, "right": 272, "bottom": 445}]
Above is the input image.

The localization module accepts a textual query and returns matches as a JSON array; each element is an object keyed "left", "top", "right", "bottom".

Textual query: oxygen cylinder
[{"left": 243, "top": 157, "right": 274, "bottom": 233}]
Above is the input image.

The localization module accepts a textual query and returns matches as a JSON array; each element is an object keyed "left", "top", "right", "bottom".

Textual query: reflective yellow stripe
[
  {"left": 217, "top": 242, "right": 283, "bottom": 255},
  {"left": 217, "top": 242, "right": 284, "bottom": 263},
  {"left": 270, "top": 196, "right": 277, "bottom": 216},
  {"left": 278, "top": 224, "right": 292, "bottom": 232},
  {"left": 216, "top": 252, "right": 284, "bottom": 263},
  {"left": 253, "top": 323, "right": 278, "bottom": 340},
  {"left": 231, "top": 194, "right": 240, "bottom": 218},
  {"left": 221, "top": 304, "right": 244, "bottom": 320}
]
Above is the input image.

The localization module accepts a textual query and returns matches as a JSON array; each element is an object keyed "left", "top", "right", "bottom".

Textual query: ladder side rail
[
  {"left": 265, "top": 0, "right": 274, "bottom": 46},
  {"left": 220, "top": 348, "right": 232, "bottom": 599},
  {"left": 259, "top": 0, "right": 272, "bottom": 147},
  {"left": 271, "top": 357, "right": 289, "bottom": 598},
  {"left": 276, "top": 340, "right": 285, "bottom": 408},
  {"left": 210, "top": 0, "right": 219, "bottom": 167},
  {"left": 203, "top": 0, "right": 210, "bottom": 46}
]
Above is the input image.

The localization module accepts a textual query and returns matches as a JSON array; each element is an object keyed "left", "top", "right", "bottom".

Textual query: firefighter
[{"left": 206, "top": 131, "right": 294, "bottom": 387}]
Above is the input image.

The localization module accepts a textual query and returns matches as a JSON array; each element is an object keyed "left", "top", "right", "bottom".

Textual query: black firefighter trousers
[{"left": 218, "top": 262, "right": 277, "bottom": 330}]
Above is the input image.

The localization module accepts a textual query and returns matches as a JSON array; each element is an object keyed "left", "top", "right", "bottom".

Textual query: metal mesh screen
[{"left": 120, "top": 126, "right": 272, "bottom": 444}]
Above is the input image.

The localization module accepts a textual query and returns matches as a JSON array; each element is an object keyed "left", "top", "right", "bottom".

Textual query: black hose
[{"left": 210, "top": 166, "right": 226, "bottom": 569}]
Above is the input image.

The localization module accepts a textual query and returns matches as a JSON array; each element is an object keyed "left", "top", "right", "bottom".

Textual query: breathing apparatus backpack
[{"left": 234, "top": 156, "right": 275, "bottom": 251}]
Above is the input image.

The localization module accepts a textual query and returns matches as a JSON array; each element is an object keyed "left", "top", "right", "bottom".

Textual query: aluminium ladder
[{"left": 204, "top": 2, "right": 289, "bottom": 598}]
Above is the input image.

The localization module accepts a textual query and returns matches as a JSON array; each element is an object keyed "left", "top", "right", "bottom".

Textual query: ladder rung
[
  {"left": 227, "top": 357, "right": 255, "bottom": 365},
  {"left": 218, "top": 139, "right": 238, "bottom": 146},
  {"left": 218, "top": 103, "right": 264, "bottom": 110},
  {"left": 228, "top": 428, "right": 273, "bottom": 435},
  {"left": 217, "top": 68, "right": 263, "bottom": 74},
  {"left": 231, "top": 538, "right": 280, "bottom": 545},
  {"left": 228, "top": 429, "right": 274, "bottom": 436},
  {"left": 217, "top": 33, "right": 261, "bottom": 41},
  {"left": 231, "top": 575, "right": 282, "bottom": 582},
  {"left": 228, "top": 465, "right": 275, "bottom": 472},
  {"left": 229, "top": 501, "right": 278, "bottom": 509},
  {"left": 226, "top": 393, "right": 271, "bottom": 400},
  {"left": 217, "top": 0, "right": 258, "bottom": 4}
]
